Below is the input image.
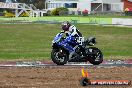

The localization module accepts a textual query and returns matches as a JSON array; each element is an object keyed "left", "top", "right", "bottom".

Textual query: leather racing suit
[{"left": 60, "top": 25, "right": 83, "bottom": 52}]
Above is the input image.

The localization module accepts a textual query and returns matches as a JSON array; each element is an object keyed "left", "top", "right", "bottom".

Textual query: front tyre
[
  {"left": 51, "top": 49, "right": 68, "bottom": 65},
  {"left": 88, "top": 47, "right": 103, "bottom": 65}
]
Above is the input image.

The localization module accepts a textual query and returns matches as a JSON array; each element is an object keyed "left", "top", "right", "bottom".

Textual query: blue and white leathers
[
  {"left": 52, "top": 25, "right": 83, "bottom": 53},
  {"left": 52, "top": 32, "right": 79, "bottom": 53}
]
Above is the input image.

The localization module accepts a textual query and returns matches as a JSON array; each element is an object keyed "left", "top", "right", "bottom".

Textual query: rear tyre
[
  {"left": 88, "top": 47, "right": 103, "bottom": 65},
  {"left": 51, "top": 49, "right": 68, "bottom": 65}
]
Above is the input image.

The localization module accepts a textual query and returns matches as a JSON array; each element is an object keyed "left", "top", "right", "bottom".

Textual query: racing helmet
[{"left": 61, "top": 21, "right": 71, "bottom": 31}]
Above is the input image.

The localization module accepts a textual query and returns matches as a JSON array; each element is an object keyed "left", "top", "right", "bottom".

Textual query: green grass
[
  {"left": 0, "top": 15, "right": 131, "bottom": 24},
  {"left": 0, "top": 24, "right": 132, "bottom": 60},
  {"left": 42, "top": 15, "right": 132, "bottom": 18},
  {"left": 1, "top": 15, "right": 131, "bottom": 18}
]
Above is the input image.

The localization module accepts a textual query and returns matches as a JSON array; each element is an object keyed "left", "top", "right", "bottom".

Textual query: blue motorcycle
[{"left": 51, "top": 32, "right": 103, "bottom": 65}]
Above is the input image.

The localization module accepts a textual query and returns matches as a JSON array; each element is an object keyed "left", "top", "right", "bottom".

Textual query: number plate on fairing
[{"left": 77, "top": 37, "right": 84, "bottom": 45}]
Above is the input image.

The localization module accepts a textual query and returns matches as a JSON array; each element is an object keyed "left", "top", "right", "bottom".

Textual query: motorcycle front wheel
[
  {"left": 51, "top": 49, "right": 68, "bottom": 65},
  {"left": 87, "top": 47, "right": 103, "bottom": 65}
]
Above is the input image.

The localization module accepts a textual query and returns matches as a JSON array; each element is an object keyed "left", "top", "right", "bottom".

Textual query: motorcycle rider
[
  {"left": 60, "top": 21, "right": 83, "bottom": 53},
  {"left": 61, "top": 21, "right": 82, "bottom": 37}
]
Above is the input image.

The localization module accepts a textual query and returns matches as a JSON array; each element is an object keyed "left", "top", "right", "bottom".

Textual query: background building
[
  {"left": 45, "top": 0, "right": 124, "bottom": 12},
  {"left": 46, "top": 0, "right": 91, "bottom": 12},
  {"left": 91, "top": 0, "right": 123, "bottom": 12}
]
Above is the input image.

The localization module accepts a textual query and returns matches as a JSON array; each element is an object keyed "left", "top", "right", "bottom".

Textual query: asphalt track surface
[{"left": 0, "top": 60, "right": 132, "bottom": 68}]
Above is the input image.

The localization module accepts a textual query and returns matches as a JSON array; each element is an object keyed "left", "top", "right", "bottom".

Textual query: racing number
[{"left": 77, "top": 37, "right": 84, "bottom": 45}]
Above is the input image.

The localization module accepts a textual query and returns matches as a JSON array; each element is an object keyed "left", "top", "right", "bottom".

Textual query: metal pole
[
  {"left": 15, "top": 9, "right": 18, "bottom": 17},
  {"left": 102, "top": 2, "right": 103, "bottom": 12},
  {"left": 45, "top": 2, "right": 47, "bottom": 9}
]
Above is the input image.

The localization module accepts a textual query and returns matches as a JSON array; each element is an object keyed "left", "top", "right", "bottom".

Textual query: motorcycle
[{"left": 51, "top": 32, "right": 103, "bottom": 65}]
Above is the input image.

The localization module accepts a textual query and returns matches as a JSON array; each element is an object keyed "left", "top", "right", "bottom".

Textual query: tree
[
  {"left": 16, "top": 0, "right": 31, "bottom": 3},
  {"left": 33, "top": 0, "right": 45, "bottom": 9}
]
